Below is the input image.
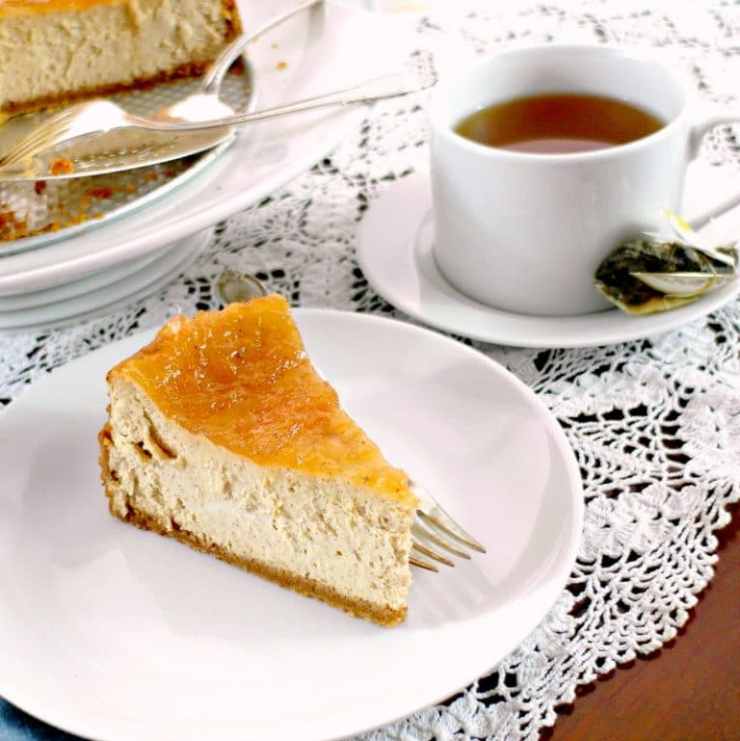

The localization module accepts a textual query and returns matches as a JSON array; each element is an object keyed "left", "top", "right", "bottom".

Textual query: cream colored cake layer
[
  {"left": 0, "top": 0, "right": 238, "bottom": 112},
  {"left": 105, "top": 377, "right": 415, "bottom": 615}
]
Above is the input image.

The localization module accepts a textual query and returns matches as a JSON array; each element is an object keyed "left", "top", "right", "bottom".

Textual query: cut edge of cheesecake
[
  {"left": 99, "top": 296, "right": 418, "bottom": 626},
  {"left": 0, "top": 0, "right": 243, "bottom": 115},
  {"left": 99, "top": 425, "right": 410, "bottom": 626}
]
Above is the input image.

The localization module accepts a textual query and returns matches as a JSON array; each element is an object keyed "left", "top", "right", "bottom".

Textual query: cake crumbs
[
  {"left": 0, "top": 207, "right": 28, "bottom": 241},
  {"left": 49, "top": 158, "right": 74, "bottom": 176},
  {"left": 86, "top": 186, "right": 114, "bottom": 199},
  {"left": 0, "top": 184, "right": 109, "bottom": 242},
  {"left": 2, "top": 158, "right": 189, "bottom": 244},
  {"left": 228, "top": 60, "right": 246, "bottom": 76}
]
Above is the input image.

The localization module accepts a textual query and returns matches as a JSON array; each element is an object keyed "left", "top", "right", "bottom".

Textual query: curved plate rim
[
  {"left": 0, "top": 229, "right": 211, "bottom": 332},
  {"left": 0, "top": 307, "right": 583, "bottom": 741},
  {"left": 357, "top": 171, "right": 740, "bottom": 349}
]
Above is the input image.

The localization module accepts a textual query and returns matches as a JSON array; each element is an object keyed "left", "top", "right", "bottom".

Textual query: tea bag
[{"left": 594, "top": 211, "right": 738, "bottom": 315}]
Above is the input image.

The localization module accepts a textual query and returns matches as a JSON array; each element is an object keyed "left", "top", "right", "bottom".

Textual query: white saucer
[
  {"left": 0, "top": 229, "right": 211, "bottom": 332},
  {"left": 357, "top": 170, "right": 740, "bottom": 348}
]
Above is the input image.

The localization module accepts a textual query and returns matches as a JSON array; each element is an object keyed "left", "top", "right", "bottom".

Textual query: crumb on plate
[
  {"left": 86, "top": 186, "right": 114, "bottom": 199},
  {"left": 49, "top": 158, "right": 74, "bottom": 176}
]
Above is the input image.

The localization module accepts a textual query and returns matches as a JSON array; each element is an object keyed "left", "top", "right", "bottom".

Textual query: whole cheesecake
[
  {"left": 99, "top": 296, "right": 418, "bottom": 626},
  {"left": 0, "top": 0, "right": 242, "bottom": 114}
]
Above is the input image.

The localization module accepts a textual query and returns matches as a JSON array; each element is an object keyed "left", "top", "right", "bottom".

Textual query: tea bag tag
[
  {"left": 629, "top": 271, "right": 732, "bottom": 297},
  {"left": 594, "top": 210, "right": 738, "bottom": 315}
]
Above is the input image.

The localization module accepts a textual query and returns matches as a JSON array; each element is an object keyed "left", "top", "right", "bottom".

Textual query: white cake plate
[
  {"left": 357, "top": 169, "right": 740, "bottom": 348},
  {"left": 0, "top": 229, "right": 211, "bottom": 332},
  {"left": 0, "top": 309, "right": 582, "bottom": 741},
  {"left": 0, "top": 0, "right": 414, "bottom": 296},
  {"left": 0, "top": 250, "right": 168, "bottom": 312}
]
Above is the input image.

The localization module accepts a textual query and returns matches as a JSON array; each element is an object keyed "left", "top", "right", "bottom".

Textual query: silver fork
[
  {"left": 410, "top": 485, "right": 486, "bottom": 571},
  {"left": 214, "top": 270, "right": 487, "bottom": 572},
  {"left": 0, "top": 52, "right": 436, "bottom": 179}
]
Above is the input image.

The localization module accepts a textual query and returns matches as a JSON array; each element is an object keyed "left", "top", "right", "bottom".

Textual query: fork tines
[
  {"left": 0, "top": 107, "right": 78, "bottom": 168},
  {"left": 410, "top": 507, "right": 487, "bottom": 573}
]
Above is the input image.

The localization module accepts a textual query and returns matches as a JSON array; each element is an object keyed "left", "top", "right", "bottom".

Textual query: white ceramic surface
[
  {"left": 0, "top": 230, "right": 210, "bottom": 332},
  {"left": 0, "top": 309, "right": 582, "bottom": 741},
  {"left": 0, "top": 0, "right": 407, "bottom": 296},
  {"left": 0, "top": 250, "right": 170, "bottom": 311},
  {"left": 357, "top": 170, "right": 740, "bottom": 348},
  {"left": 429, "top": 44, "right": 740, "bottom": 316}
]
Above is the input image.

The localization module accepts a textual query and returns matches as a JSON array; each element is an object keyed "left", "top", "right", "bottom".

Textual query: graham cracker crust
[
  {"left": 4, "top": 61, "right": 215, "bottom": 115},
  {"left": 98, "top": 426, "right": 407, "bottom": 627}
]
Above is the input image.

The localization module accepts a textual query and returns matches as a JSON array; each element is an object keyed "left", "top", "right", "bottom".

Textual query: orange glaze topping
[
  {"left": 0, "top": 0, "right": 127, "bottom": 16},
  {"left": 109, "top": 295, "right": 416, "bottom": 505}
]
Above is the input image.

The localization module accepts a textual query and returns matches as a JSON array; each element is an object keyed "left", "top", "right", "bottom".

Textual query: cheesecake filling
[
  {"left": 103, "top": 378, "right": 415, "bottom": 617},
  {"left": 0, "top": 0, "right": 238, "bottom": 111}
]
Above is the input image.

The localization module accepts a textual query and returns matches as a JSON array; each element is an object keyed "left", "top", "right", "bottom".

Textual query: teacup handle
[{"left": 688, "top": 112, "right": 740, "bottom": 229}]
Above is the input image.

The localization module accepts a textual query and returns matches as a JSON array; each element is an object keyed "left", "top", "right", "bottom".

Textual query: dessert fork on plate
[
  {"left": 216, "top": 270, "right": 486, "bottom": 573},
  {"left": 409, "top": 484, "right": 486, "bottom": 571}
]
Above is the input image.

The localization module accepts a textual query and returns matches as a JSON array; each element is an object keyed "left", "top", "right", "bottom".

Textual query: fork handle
[
  {"left": 134, "top": 74, "right": 418, "bottom": 133},
  {"left": 201, "top": 0, "right": 323, "bottom": 95}
]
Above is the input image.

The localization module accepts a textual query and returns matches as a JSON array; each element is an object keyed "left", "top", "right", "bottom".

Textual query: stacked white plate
[{"left": 0, "top": 0, "right": 408, "bottom": 332}]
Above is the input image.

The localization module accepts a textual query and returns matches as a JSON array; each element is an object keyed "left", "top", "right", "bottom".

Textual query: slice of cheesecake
[
  {"left": 0, "top": 0, "right": 242, "bottom": 115},
  {"left": 99, "top": 296, "right": 418, "bottom": 626}
]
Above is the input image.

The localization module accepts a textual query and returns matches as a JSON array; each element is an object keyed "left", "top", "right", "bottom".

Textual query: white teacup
[{"left": 429, "top": 44, "right": 740, "bottom": 317}]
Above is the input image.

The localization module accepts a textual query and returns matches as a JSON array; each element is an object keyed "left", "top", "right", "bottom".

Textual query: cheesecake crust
[
  {"left": 2, "top": 60, "right": 210, "bottom": 115},
  {"left": 99, "top": 426, "right": 406, "bottom": 627}
]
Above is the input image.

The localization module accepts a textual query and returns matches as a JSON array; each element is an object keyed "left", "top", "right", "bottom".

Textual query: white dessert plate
[
  {"left": 0, "top": 0, "right": 409, "bottom": 295},
  {"left": 0, "top": 229, "right": 211, "bottom": 333},
  {"left": 357, "top": 169, "right": 740, "bottom": 348},
  {"left": 0, "top": 309, "right": 583, "bottom": 741}
]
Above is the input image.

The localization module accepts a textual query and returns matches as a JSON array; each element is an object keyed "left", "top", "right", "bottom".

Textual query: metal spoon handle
[{"left": 201, "top": 0, "right": 323, "bottom": 96}]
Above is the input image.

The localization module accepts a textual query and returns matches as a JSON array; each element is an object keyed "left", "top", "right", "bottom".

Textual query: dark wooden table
[{"left": 542, "top": 502, "right": 740, "bottom": 741}]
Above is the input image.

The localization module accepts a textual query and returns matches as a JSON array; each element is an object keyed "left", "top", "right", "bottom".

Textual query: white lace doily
[{"left": 2, "top": 2, "right": 740, "bottom": 740}]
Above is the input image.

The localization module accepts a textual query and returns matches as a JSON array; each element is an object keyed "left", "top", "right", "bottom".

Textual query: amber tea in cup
[{"left": 455, "top": 93, "right": 664, "bottom": 154}]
